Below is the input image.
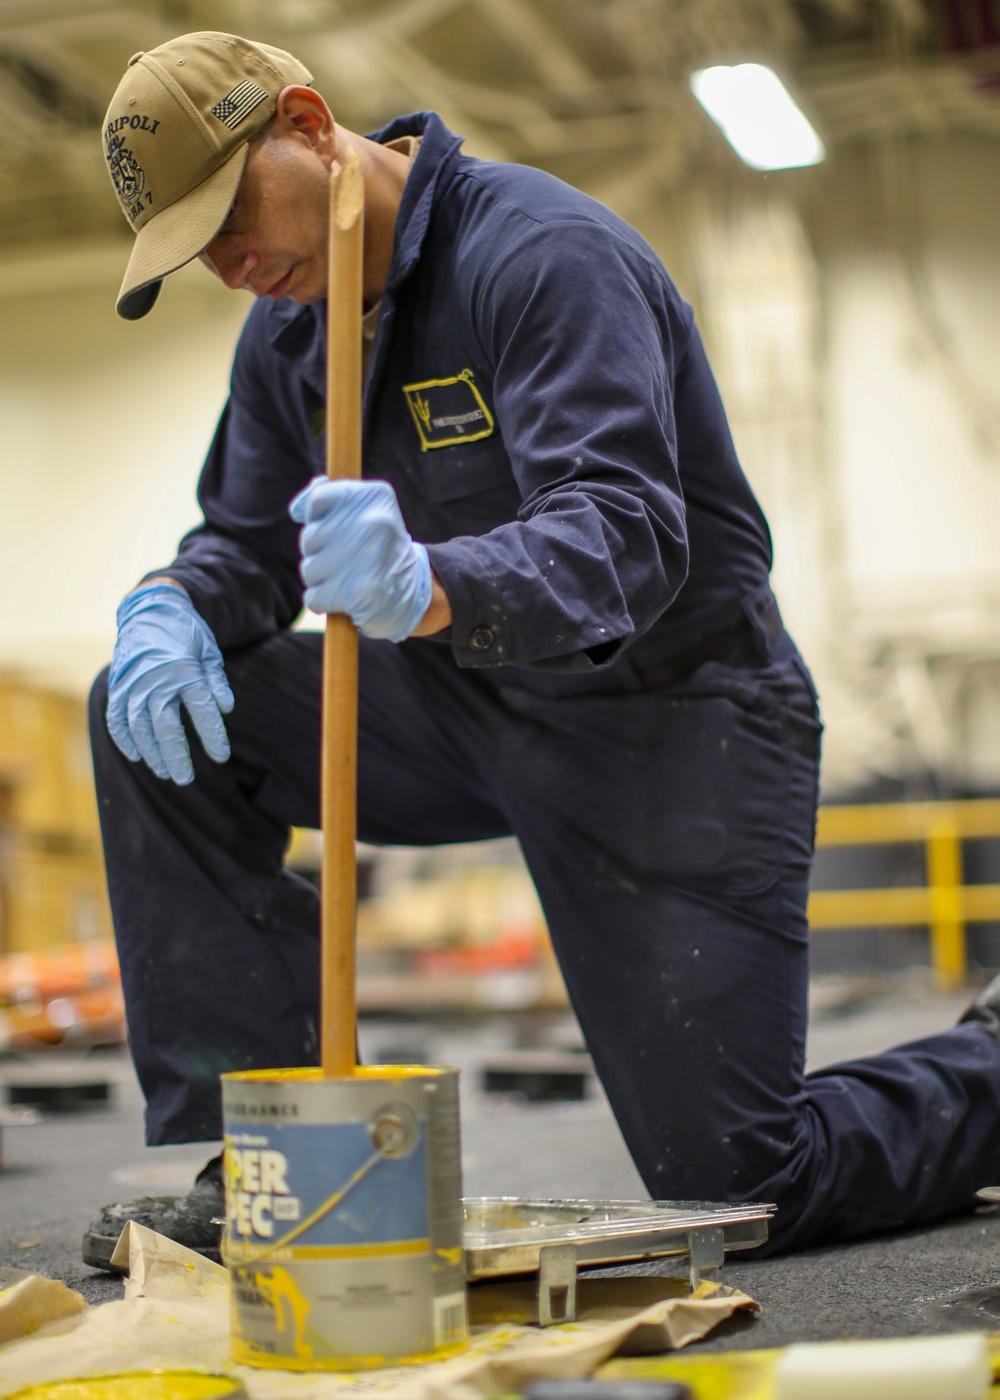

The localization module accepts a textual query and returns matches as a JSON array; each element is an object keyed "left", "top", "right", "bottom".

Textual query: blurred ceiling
[{"left": 2, "top": 0, "right": 1000, "bottom": 255}]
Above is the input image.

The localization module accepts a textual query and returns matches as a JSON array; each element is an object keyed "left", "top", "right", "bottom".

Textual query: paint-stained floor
[{"left": 1, "top": 982, "right": 1000, "bottom": 1352}]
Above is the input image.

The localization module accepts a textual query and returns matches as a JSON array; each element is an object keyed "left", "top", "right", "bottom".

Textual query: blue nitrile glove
[
  {"left": 289, "top": 478, "right": 432, "bottom": 642},
  {"left": 106, "top": 584, "right": 234, "bottom": 786}
]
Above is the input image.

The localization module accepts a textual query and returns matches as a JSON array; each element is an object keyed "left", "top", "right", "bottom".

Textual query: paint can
[{"left": 220, "top": 1065, "right": 468, "bottom": 1370}]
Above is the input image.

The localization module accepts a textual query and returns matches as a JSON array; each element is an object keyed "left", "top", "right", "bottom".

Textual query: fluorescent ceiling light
[{"left": 690, "top": 63, "right": 825, "bottom": 171}]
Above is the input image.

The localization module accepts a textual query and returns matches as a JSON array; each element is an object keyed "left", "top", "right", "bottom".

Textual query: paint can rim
[{"left": 221, "top": 1064, "right": 459, "bottom": 1084}]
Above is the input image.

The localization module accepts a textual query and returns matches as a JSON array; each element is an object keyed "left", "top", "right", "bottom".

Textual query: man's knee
[
  {"left": 89, "top": 665, "right": 109, "bottom": 709},
  {"left": 89, "top": 666, "right": 112, "bottom": 750}
]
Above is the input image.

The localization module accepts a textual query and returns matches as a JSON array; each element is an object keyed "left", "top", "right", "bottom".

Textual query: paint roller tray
[{"left": 462, "top": 1197, "right": 774, "bottom": 1279}]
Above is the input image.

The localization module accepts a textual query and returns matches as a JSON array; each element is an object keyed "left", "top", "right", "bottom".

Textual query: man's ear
[{"left": 273, "top": 85, "right": 336, "bottom": 155}]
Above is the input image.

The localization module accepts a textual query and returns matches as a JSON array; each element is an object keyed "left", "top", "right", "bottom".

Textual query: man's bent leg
[
  {"left": 91, "top": 632, "right": 512, "bottom": 1146},
  {"left": 499, "top": 640, "right": 1000, "bottom": 1252},
  {"left": 90, "top": 632, "right": 328, "bottom": 1144}
]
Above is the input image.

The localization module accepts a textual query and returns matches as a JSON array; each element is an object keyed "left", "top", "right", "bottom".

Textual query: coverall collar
[{"left": 267, "top": 111, "right": 465, "bottom": 368}]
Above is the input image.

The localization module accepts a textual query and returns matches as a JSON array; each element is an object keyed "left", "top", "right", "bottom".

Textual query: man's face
[{"left": 200, "top": 121, "right": 331, "bottom": 303}]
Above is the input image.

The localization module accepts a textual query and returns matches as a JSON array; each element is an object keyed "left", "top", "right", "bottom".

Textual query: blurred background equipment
[
  {"left": 0, "top": 676, "right": 120, "bottom": 1053},
  {"left": 286, "top": 834, "right": 570, "bottom": 1018},
  {"left": 0, "top": 942, "right": 122, "bottom": 1053}
]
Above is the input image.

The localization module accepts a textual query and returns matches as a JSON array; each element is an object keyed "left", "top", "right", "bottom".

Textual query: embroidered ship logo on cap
[
  {"left": 105, "top": 133, "right": 149, "bottom": 222},
  {"left": 211, "top": 80, "right": 269, "bottom": 129},
  {"left": 107, "top": 134, "right": 145, "bottom": 205}
]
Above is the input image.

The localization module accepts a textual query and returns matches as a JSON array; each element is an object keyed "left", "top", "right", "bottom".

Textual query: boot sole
[{"left": 81, "top": 1230, "right": 127, "bottom": 1273}]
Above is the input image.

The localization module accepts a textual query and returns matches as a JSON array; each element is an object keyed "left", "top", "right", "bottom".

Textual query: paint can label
[{"left": 222, "top": 1068, "right": 467, "bottom": 1370}]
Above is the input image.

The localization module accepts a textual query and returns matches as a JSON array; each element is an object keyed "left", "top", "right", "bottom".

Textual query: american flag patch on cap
[{"left": 210, "top": 80, "right": 269, "bottom": 129}]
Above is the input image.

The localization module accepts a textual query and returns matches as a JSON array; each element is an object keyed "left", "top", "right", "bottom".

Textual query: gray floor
[{"left": 2, "top": 983, "right": 1000, "bottom": 1352}]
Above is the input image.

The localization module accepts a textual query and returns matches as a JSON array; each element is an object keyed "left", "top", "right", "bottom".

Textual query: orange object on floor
[
  {"left": 413, "top": 927, "right": 542, "bottom": 975},
  {"left": 0, "top": 940, "right": 125, "bottom": 1050}
]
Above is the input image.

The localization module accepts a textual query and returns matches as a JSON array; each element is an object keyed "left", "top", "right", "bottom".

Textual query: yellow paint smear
[
  {"left": 7, "top": 1373, "right": 244, "bottom": 1400},
  {"left": 600, "top": 1348, "right": 781, "bottom": 1400},
  {"left": 603, "top": 1332, "right": 1000, "bottom": 1399},
  {"left": 223, "top": 1065, "right": 451, "bottom": 1083},
  {"left": 229, "top": 1334, "right": 468, "bottom": 1373}
]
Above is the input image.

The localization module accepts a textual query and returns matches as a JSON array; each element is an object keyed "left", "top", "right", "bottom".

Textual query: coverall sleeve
[
  {"left": 139, "top": 321, "right": 313, "bottom": 651},
  {"left": 426, "top": 219, "right": 690, "bottom": 672}
]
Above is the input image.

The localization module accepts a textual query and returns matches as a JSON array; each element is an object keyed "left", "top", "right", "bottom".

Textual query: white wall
[
  {"left": 0, "top": 252, "right": 249, "bottom": 692},
  {"left": 807, "top": 134, "right": 1000, "bottom": 787},
  {"left": 815, "top": 135, "right": 1000, "bottom": 622}
]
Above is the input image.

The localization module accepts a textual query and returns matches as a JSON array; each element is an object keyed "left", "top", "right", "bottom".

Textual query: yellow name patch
[{"left": 403, "top": 369, "right": 495, "bottom": 451}]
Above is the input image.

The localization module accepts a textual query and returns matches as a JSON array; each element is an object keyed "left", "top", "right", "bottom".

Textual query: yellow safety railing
[{"left": 810, "top": 800, "right": 1000, "bottom": 990}]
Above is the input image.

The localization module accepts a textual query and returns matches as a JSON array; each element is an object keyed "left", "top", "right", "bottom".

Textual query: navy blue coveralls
[{"left": 90, "top": 112, "right": 1000, "bottom": 1253}]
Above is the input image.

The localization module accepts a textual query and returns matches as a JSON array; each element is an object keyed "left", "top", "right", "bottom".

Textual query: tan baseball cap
[{"left": 102, "top": 31, "right": 313, "bottom": 319}]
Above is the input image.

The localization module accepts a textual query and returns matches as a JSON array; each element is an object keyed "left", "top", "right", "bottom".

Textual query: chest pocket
[
  {"left": 401, "top": 369, "right": 513, "bottom": 503},
  {"left": 403, "top": 369, "right": 494, "bottom": 449},
  {"left": 409, "top": 436, "right": 515, "bottom": 504}
]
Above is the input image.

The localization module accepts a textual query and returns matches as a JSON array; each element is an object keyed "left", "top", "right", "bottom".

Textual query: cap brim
[{"left": 115, "top": 142, "right": 251, "bottom": 320}]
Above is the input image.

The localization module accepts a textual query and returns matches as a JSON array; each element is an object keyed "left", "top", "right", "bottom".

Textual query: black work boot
[
  {"left": 964, "top": 973, "right": 1000, "bottom": 1203},
  {"left": 959, "top": 970, "right": 1000, "bottom": 1043},
  {"left": 81, "top": 1154, "right": 224, "bottom": 1272}
]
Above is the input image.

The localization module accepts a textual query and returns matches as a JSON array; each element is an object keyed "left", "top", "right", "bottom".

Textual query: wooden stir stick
[{"left": 321, "top": 147, "right": 364, "bottom": 1077}]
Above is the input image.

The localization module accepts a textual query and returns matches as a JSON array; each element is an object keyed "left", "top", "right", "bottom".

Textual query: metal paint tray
[{"left": 462, "top": 1197, "right": 774, "bottom": 1324}]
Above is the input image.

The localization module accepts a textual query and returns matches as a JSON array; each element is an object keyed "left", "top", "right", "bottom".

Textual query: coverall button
[{"left": 469, "top": 626, "right": 495, "bottom": 652}]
